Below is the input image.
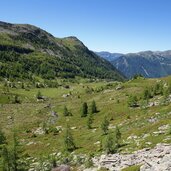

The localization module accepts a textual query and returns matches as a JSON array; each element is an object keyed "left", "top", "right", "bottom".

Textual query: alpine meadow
[{"left": 1, "top": 1, "right": 171, "bottom": 171}]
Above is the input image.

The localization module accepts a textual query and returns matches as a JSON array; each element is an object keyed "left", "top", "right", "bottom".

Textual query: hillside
[
  {"left": 97, "top": 50, "right": 171, "bottom": 78},
  {"left": 0, "top": 75, "right": 171, "bottom": 170},
  {"left": 0, "top": 21, "right": 125, "bottom": 81}
]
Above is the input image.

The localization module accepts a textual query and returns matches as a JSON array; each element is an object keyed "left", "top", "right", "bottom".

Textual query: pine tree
[
  {"left": 36, "top": 90, "right": 42, "bottom": 99},
  {"left": 91, "top": 100, "right": 97, "bottom": 114},
  {"left": 11, "top": 133, "right": 19, "bottom": 171},
  {"left": 104, "top": 132, "right": 116, "bottom": 154},
  {"left": 1, "top": 133, "right": 21, "bottom": 171},
  {"left": 64, "top": 125, "right": 76, "bottom": 151},
  {"left": 101, "top": 116, "right": 109, "bottom": 135},
  {"left": 1, "top": 145, "right": 10, "bottom": 171},
  {"left": 0, "top": 129, "right": 6, "bottom": 145},
  {"left": 14, "top": 95, "right": 20, "bottom": 104},
  {"left": 63, "top": 106, "right": 70, "bottom": 117},
  {"left": 21, "top": 82, "right": 25, "bottom": 89},
  {"left": 103, "top": 127, "right": 122, "bottom": 154},
  {"left": 142, "top": 88, "right": 151, "bottom": 100},
  {"left": 87, "top": 113, "right": 93, "bottom": 129},
  {"left": 81, "top": 102, "right": 88, "bottom": 117},
  {"left": 115, "top": 126, "right": 121, "bottom": 148}
]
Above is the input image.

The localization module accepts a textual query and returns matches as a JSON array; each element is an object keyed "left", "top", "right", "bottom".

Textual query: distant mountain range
[
  {"left": 95, "top": 52, "right": 123, "bottom": 62},
  {"left": 0, "top": 21, "right": 125, "bottom": 81},
  {"left": 96, "top": 50, "right": 171, "bottom": 78}
]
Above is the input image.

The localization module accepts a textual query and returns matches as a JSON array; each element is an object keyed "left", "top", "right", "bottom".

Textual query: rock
[
  {"left": 145, "top": 142, "right": 152, "bottom": 145},
  {"left": 71, "top": 127, "right": 77, "bottom": 130},
  {"left": 148, "top": 117, "right": 158, "bottom": 123},
  {"left": 26, "top": 141, "right": 35, "bottom": 146},
  {"left": 158, "top": 124, "right": 169, "bottom": 131},
  {"left": 142, "top": 133, "right": 150, "bottom": 139},
  {"left": 51, "top": 165, "right": 70, "bottom": 171},
  {"left": 116, "top": 86, "right": 123, "bottom": 90},
  {"left": 153, "top": 131, "right": 165, "bottom": 135},
  {"left": 127, "top": 135, "right": 138, "bottom": 140},
  {"left": 90, "top": 144, "right": 171, "bottom": 171},
  {"left": 92, "top": 129, "right": 97, "bottom": 133},
  {"left": 33, "top": 127, "right": 45, "bottom": 135},
  {"left": 109, "top": 124, "right": 116, "bottom": 129},
  {"left": 94, "top": 141, "right": 100, "bottom": 145},
  {"left": 51, "top": 111, "right": 58, "bottom": 117},
  {"left": 62, "top": 94, "right": 70, "bottom": 98}
]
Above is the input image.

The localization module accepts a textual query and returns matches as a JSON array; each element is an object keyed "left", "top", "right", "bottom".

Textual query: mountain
[
  {"left": 0, "top": 21, "right": 125, "bottom": 81},
  {"left": 95, "top": 51, "right": 123, "bottom": 62},
  {"left": 97, "top": 50, "right": 171, "bottom": 78}
]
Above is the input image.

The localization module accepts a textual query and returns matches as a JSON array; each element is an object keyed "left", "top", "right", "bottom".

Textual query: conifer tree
[
  {"left": 0, "top": 129, "right": 6, "bottom": 145},
  {"left": 104, "top": 132, "right": 116, "bottom": 154},
  {"left": 142, "top": 88, "right": 151, "bottom": 100},
  {"left": 87, "top": 113, "right": 93, "bottom": 129},
  {"left": 115, "top": 126, "right": 121, "bottom": 148},
  {"left": 91, "top": 100, "right": 97, "bottom": 114},
  {"left": 1, "top": 145, "right": 10, "bottom": 171},
  {"left": 81, "top": 102, "right": 88, "bottom": 117},
  {"left": 101, "top": 116, "right": 109, "bottom": 135},
  {"left": 63, "top": 106, "right": 70, "bottom": 117},
  {"left": 64, "top": 125, "right": 76, "bottom": 151},
  {"left": 36, "top": 90, "right": 42, "bottom": 99}
]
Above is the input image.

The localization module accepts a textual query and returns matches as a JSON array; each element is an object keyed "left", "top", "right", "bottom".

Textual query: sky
[{"left": 0, "top": 0, "right": 171, "bottom": 53}]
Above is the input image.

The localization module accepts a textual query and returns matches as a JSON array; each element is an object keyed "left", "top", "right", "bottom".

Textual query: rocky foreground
[{"left": 85, "top": 143, "right": 171, "bottom": 171}]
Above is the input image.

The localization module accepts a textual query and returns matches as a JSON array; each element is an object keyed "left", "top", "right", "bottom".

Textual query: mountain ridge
[
  {"left": 97, "top": 50, "right": 171, "bottom": 78},
  {"left": 0, "top": 21, "right": 125, "bottom": 81}
]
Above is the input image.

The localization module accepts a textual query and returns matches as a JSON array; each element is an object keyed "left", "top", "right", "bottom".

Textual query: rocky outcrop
[{"left": 91, "top": 143, "right": 171, "bottom": 171}]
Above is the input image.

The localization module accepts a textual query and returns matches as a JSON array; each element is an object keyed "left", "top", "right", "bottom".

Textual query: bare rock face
[{"left": 51, "top": 165, "right": 70, "bottom": 171}]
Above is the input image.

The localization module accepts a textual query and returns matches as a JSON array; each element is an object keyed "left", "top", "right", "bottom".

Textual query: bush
[{"left": 128, "top": 95, "right": 138, "bottom": 107}]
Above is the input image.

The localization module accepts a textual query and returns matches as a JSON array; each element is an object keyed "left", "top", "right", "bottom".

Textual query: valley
[
  {"left": 0, "top": 21, "right": 171, "bottom": 171},
  {"left": 1, "top": 76, "right": 171, "bottom": 170}
]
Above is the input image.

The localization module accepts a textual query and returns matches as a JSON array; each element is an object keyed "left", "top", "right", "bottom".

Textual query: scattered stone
[
  {"left": 7, "top": 115, "right": 13, "bottom": 120},
  {"left": 158, "top": 124, "right": 169, "bottom": 131},
  {"left": 90, "top": 144, "right": 171, "bottom": 171},
  {"left": 27, "top": 141, "right": 36, "bottom": 146},
  {"left": 145, "top": 142, "right": 152, "bottom": 145},
  {"left": 109, "top": 124, "right": 116, "bottom": 129},
  {"left": 153, "top": 131, "right": 165, "bottom": 135},
  {"left": 127, "top": 135, "right": 138, "bottom": 140},
  {"left": 71, "top": 127, "right": 77, "bottom": 130},
  {"left": 142, "top": 134, "right": 150, "bottom": 139},
  {"left": 148, "top": 117, "right": 158, "bottom": 123},
  {"left": 51, "top": 165, "right": 70, "bottom": 171},
  {"left": 62, "top": 94, "right": 70, "bottom": 98},
  {"left": 94, "top": 141, "right": 100, "bottom": 145},
  {"left": 116, "top": 85, "right": 123, "bottom": 90},
  {"left": 33, "top": 127, "right": 45, "bottom": 135},
  {"left": 51, "top": 111, "right": 58, "bottom": 117},
  {"left": 92, "top": 129, "right": 97, "bottom": 133}
]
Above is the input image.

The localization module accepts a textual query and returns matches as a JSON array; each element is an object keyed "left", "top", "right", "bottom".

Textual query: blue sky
[{"left": 0, "top": 0, "right": 171, "bottom": 53}]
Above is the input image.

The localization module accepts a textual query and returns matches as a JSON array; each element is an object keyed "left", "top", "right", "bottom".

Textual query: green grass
[
  {"left": 121, "top": 165, "right": 141, "bottom": 171},
  {"left": 0, "top": 76, "right": 171, "bottom": 165}
]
